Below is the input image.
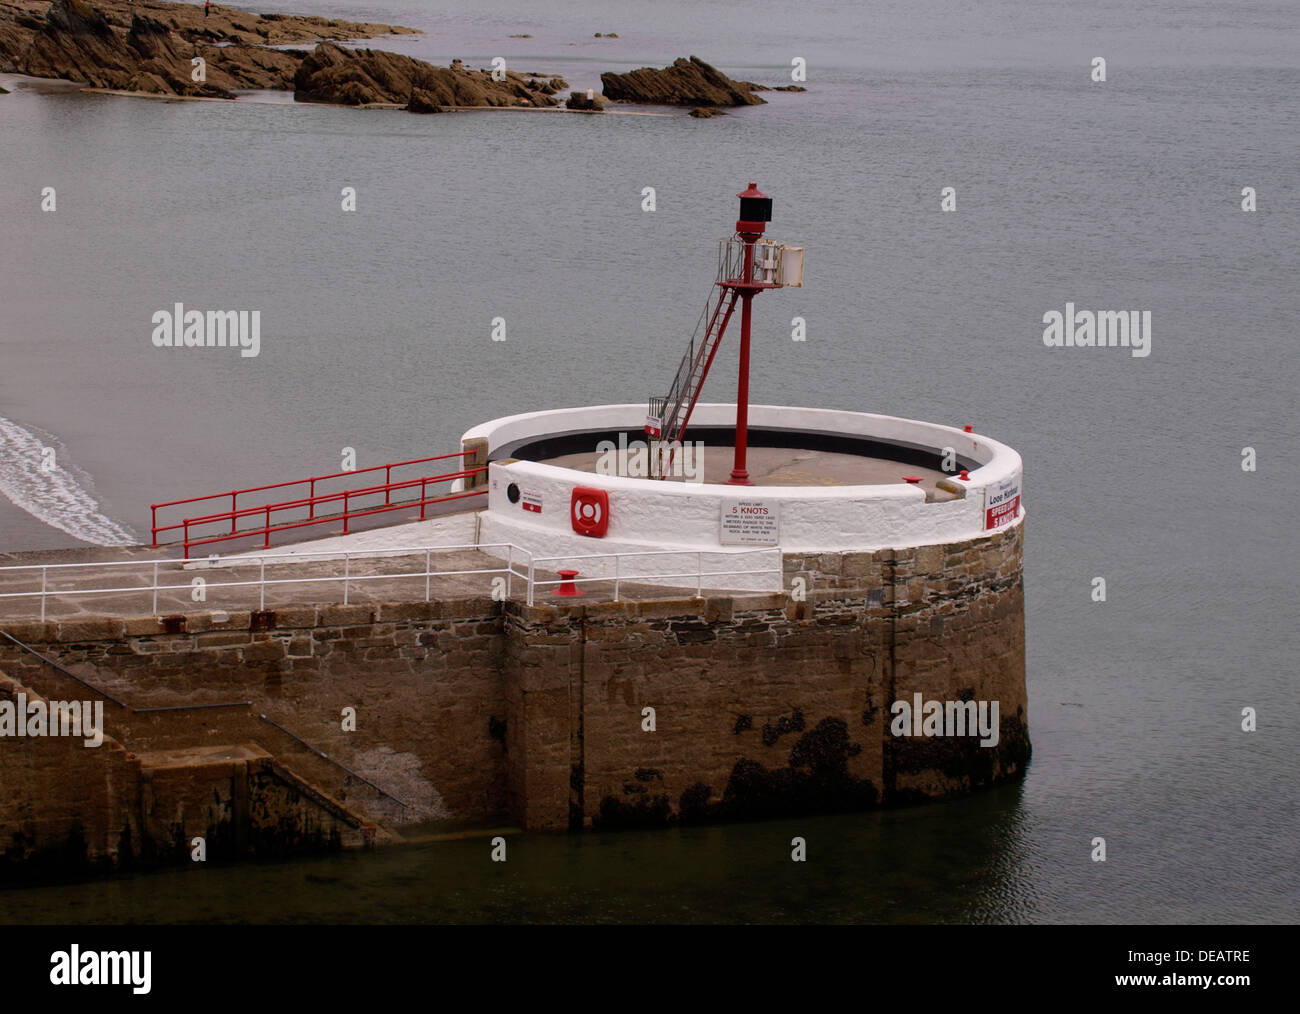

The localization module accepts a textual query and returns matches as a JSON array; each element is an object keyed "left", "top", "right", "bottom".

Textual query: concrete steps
[
  {"left": 0, "top": 633, "right": 410, "bottom": 853},
  {"left": 136, "top": 743, "right": 395, "bottom": 856}
]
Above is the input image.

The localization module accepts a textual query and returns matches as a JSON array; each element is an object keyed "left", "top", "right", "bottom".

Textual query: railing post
[
  {"left": 614, "top": 554, "right": 620, "bottom": 602},
  {"left": 40, "top": 566, "right": 46, "bottom": 622},
  {"left": 506, "top": 545, "right": 512, "bottom": 599},
  {"left": 420, "top": 477, "right": 427, "bottom": 520},
  {"left": 259, "top": 557, "right": 266, "bottom": 611},
  {"left": 151, "top": 505, "right": 158, "bottom": 547},
  {"left": 697, "top": 551, "right": 703, "bottom": 597},
  {"left": 343, "top": 553, "right": 350, "bottom": 605},
  {"left": 183, "top": 520, "right": 190, "bottom": 559},
  {"left": 343, "top": 490, "right": 349, "bottom": 534},
  {"left": 425, "top": 548, "right": 431, "bottom": 602},
  {"left": 264, "top": 505, "right": 271, "bottom": 548},
  {"left": 152, "top": 561, "right": 159, "bottom": 615},
  {"left": 527, "top": 557, "right": 535, "bottom": 606},
  {"left": 385, "top": 465, "right": 392, "bottom": 505},
  {"left": 309, "top": 478, "right": 316, "bottom": 520},
  {"left": 231, "top": 492, "right": 237, "bottom": 535}
]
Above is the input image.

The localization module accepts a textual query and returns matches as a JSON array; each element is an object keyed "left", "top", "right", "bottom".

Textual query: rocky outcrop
[
  {"left": 294, "top": 41, "right": 565, "bottom": 110},
  {"left": 0, "top": 0, "right": 415, "bottom": 95},
  {"left": 565, "top": 89, "right": 604, "bottom": 111},
  {"left": 600, "top": 55, "right": 764, "bottom": 107},
  {"left": 2, "top": 4, "right": 785, "bottom": 118},
  {"left": 1, "top": 0, "right": 417, "bottom": 55},
  {"left": 0, "top": 2, "right": 573, "bottom": 110},
  {"left": 22, "top": 0, "right": 127, "bottom": 85},
  {"left": 18, "top": 0, "right": 268, "bottom": 96}
]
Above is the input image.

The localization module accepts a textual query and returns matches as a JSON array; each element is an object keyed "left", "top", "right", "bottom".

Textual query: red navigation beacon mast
[
  {"left": 728, "top": 182, "right": 774, "bottom": 485},
  {"left": 644, "top": 183, "right": 802, "bottom": 484}
]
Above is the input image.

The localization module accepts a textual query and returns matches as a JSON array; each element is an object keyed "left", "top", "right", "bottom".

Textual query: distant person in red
[{"left": 205, "top": 1, "right": 210, "bottom": 16}]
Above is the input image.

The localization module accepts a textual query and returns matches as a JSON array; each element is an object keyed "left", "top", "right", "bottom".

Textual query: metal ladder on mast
[{"left": 646, "top": 283, "right": 740, "bottom": 478}]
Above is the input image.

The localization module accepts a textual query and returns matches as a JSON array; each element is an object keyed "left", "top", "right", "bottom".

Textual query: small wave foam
[{"left": 0, "top": 415, "right": 136, "bottom": 546}]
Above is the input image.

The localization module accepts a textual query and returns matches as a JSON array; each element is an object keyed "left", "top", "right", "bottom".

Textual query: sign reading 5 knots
[{"left": 720, "top": 499, "right": 780, "bottom": 545}]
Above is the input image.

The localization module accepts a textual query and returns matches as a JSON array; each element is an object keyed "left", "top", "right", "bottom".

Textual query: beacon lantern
[
  {"left": 736, "top": 182, "right": 772, "bottom": 236},
  {"left": 571, "top": 487, "right": 610, "bottom": 538}
]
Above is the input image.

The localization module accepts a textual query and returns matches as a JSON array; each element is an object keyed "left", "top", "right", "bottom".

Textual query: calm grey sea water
[{"left": 0, "top": 0, "right": 1297, "bottom": 923}]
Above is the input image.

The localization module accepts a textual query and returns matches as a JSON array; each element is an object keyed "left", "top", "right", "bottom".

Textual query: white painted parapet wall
[{"left": 461, "top": 404, "right": 1023, "bottom": 588}]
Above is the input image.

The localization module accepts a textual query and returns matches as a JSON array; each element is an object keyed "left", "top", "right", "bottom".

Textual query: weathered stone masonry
[
  {"left": 0, "top": 521, "right": 1026, "bottom": 872},
  {"left": 509, "top": 519, "right": 1028, "bottom": 830}
]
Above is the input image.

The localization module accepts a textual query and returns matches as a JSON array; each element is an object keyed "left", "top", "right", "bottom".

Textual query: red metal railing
[{"left": 151, "top": 452, "right": 486, "bottom": 557}]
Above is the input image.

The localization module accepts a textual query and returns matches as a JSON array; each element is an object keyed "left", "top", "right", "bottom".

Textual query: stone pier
[{"left": 0, "top": 521, "right": 1026, "bottom": 873}]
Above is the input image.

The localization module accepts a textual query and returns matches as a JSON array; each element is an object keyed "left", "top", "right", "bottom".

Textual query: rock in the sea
[
  {"left": 21, "top": 0, "right": 233, "bottom": 96},
  {"left": 565, "top": 89, "right": 604, "bottom": 111},
  {"left": 295, "top": 41, "right": 562, "bottom": 110},
  {"left": 0, "top": 2, "right": 570, "bottom": 112},
  {"left": 0, "top": 0, "right": 418, "bottom": 94},
  {"left": 23, "top": 0, "right": 131, "bottom": 86},
  {"left": 600, "top": 55, "right": 763, "bottom": 107},
  {"left": 689, "top": 105, "right": 721, "bottom": 118},
  {"left": 528, "top": 75, "right": 566, "bottom": 95}
]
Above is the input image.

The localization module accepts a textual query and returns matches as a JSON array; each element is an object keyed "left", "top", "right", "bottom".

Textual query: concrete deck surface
[{"left": 541, "top": 444, "right": 960, "bottom": 496}]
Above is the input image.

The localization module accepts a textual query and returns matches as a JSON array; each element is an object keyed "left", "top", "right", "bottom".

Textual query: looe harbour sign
[{"left": 984, "top": 476, "right": 1021, "bottom": 530}]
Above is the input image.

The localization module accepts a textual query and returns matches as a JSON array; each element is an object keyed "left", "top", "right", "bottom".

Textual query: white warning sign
[{"left": 720, "top": 499, "right": 780, "bottom": 545}]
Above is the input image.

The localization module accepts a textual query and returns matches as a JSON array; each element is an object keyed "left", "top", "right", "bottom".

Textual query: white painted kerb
[{"left": 462, "top": 404, "right": 1023, "bottom": 577}]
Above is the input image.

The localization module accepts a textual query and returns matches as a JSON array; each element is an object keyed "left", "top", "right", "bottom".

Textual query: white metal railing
[
  {"left": 717, "top": 237, "right": 803, "bottom": 288},
  {"left": 0, "top": 542, "right": 784, "bottom": 619},
  {"left": 512, "top": 547, "right": 782, "bottom": 605}
]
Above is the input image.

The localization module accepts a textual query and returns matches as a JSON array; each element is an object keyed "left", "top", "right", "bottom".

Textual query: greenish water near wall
[{"left": 1, "top": 784, "right": 1039, "bottom": 924}]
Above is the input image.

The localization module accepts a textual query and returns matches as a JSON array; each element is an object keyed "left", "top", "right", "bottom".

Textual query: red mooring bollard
[
  {"left": 959, "top": 469, "right": 970, "bottom": 481},
  {"left": 555, "top": 569, "right": 584, "bottom": 596},
  {"left": 964, "top": 424, "right": 973, "bottom": 433},
  {"left": 903, "top": 475, "right": 922, "bottom": 484}
]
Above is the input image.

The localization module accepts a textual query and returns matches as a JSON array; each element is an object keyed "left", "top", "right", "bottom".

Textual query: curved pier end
[{"left": 464, "top": 404, "right": 1029, "bottom": 829}]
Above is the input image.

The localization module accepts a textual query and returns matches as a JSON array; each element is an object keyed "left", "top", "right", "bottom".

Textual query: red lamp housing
[{"left": 736, "top": 181, "right": 771, "bottom": 236}]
